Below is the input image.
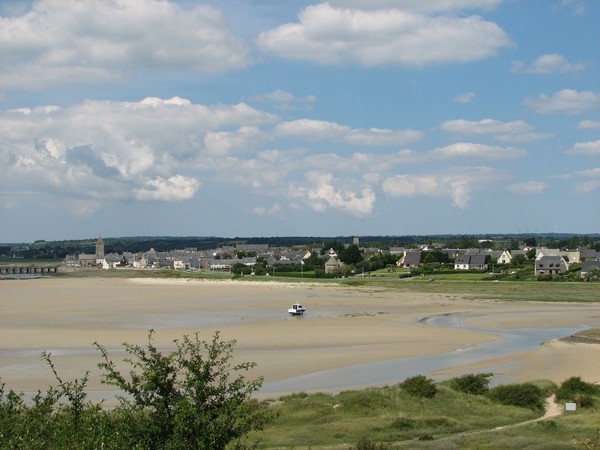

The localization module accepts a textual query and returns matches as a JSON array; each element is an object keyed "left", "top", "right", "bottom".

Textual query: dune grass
[{"left": 250, "top": 379, "right": 600, "bottom": 449}]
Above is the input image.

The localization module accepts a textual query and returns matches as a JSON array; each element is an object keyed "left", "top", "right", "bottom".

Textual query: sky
[{"left": 0, "top": 0, "right": 599, "bottom": 243}]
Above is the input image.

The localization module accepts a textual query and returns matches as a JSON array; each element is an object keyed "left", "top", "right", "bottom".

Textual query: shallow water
[{"left": 260, "top": 311, "right": 587, "bottom": 394}]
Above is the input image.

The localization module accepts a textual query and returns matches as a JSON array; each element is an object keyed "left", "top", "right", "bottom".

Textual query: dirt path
[{"left": 395, "top": 395, "right": 564, "bottom": 447}]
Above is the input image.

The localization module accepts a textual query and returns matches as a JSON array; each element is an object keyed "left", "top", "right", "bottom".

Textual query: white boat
[{"left": 288, "top": 303, "right": 306, "bottom": 315}]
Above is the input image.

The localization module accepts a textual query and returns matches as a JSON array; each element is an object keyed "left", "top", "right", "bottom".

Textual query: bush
[
  {"left": 0, "top": 330, "right": 270, "bottom": 450},
  {"left": 352, "top": 436, "right": 391, "bottom": 450},
  {"left": 95, "top": 330, "right": 270, "bottom": 449},
  {"left": 556, "top": 376, "right": 599, "bottom": 402},
  {"left": 450, "top": 373, "right": 492, "bottom": 395},
  {"left": 399, "top": 375, "right": 437, "bottom": 398},
  {"left": 488, "top": 383, "right": 545, "bottom": 412}
]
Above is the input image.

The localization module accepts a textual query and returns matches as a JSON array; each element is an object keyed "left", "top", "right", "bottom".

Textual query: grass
[
  {"left": 250, "top": 381, "right": 600, "bottom": 449},
  {"left": 340, "top": 276, "right": 600, "bottom": 303}
]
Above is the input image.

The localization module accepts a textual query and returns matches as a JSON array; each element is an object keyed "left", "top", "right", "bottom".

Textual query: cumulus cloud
[
  {"left": 511, "top": 54, "right": 587, "bottom": 74},
  {"left": 251, "top": 203, "right": 283, "bottom": 217},
  {"left": 290, "top": 171, "right": 376, "bottom": 217},
  {"left": 249, "top": 90, "right": 317, "bottom": 110},
  {"left": 275, "top": 119, "right": 423, "bottom": 146},
  {"left": 579, "top": 120, "right": 600, "bottom": 130},
  {"left": 134, "top": 175, "right": 201, "bottom": 201},
  {"left": 431, "top": 142, "right": 526, "bottom": 160},
  {"left": 329, "top": 0, "right": 503, "bottom": 13},
  {"left": 454, "top": 92, "right": 476, "bottom": 103},
  {"left": 381, "top": 166, "right": 502, "bottom": 209},
  {"left": 524, "top": 89, "right": 600, "bottom": 115},
  {"left": 506, "top": 181, "right": 547, "bottom": 195},
  {"left": 204, "top": 126, "right": 271, "bottom": 155},
  {"left": 566, "top": 139, "right": 600, "bottom": 155},
  {"left": 256, "top": 3, "right": 511, "bottom": 67},
  {"left": 571, "top": 167, "right": 600, "bottom": 193},
  {"left": 0, "top": 97, "right": 277, "bottom": 203},
  {"left": 440, "top": 118, "right": 552, "bottom": 142},
  {"left": 0, "top": 0, "right": 250, "bottom": 90}
]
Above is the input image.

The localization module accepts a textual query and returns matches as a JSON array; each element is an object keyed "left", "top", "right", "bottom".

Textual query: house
[
  {"left": 535, "top": 256, "right": 568, "bottom": 276},
  {"left": 536, "top": 248, "right": 560, "bottom": 259},
  {"left": 324, "top": 256, "right": 343, "bottom": 274},
  {"left": 496, "top": 249, "right": 526, "bottom": 265},
  {"left": 396, "top": 251, "right": 421, "bottom": 268},
  {"left": 580, "top": 249, "right": 598, "bottom": 260},
  {"left": 454, "top": 254, "right": 488, "bottom": 271},
  {"left": 581, "top": 260, "right": 600, "bottom": 279}
]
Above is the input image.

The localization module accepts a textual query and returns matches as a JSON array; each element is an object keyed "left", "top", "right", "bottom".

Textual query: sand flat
[{"left": 1, "top": 277, "right": 600, "bottom": 398}]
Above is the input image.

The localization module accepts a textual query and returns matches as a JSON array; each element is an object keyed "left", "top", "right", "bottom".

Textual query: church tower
[{"left": 95, "top": 236, "right": 105, "bottom": 259}]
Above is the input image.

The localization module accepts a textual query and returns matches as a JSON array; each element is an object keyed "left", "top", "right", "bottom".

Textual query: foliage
[
  {"left": 450, "top": 373, "right": 492, "bottom": 395},
  {"left": 0, "top": 331, "right": 269, "bottom": 450},
  {"left": 399, "top": 375, "right": 437, "bottom": 398},
  {"left": 339, "top": 244, "right": 364, "bottom": 265},
  {"left": 488, "top": 382, "right": 545, "bottom": 412},
  {"left": 583, "top": 266, "right": 600, "bottom": 282},
  {"left": 352, "top": 436, "right": 391, "bottom": 449},
  {"left": 95, "top": 330, "right": 269, "bottom": 449},
  {"left": 556, "top": 376, "right": 599, "bottom": 404}
]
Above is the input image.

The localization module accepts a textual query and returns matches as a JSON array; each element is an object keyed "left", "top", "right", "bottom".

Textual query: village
[{"left": 63, "top": 236, "right": 600, "bottom": 280}]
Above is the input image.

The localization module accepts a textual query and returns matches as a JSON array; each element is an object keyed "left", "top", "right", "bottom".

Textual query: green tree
[
  {"left": 510, "top": 254, "right": 528, "bottom": 266},
  {"left": 95, "top": 330, "right": 270, "bottom": 449},
  {"left": 340, "top": 244, "right": 363, "bottom": 265}
]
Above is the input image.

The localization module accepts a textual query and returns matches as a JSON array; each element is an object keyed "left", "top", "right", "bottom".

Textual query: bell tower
[{"left": 95, "top": 236, "right": 105, "bottom": 259}]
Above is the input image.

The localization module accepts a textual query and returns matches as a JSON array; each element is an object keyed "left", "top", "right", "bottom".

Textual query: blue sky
[{"left": 0, "top": 0, "right": 599, "bottom": 242}]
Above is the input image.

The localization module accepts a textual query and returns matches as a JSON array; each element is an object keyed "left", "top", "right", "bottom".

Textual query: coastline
[{"left": 1, "top": 277, "right": 600, "bottom": 400}]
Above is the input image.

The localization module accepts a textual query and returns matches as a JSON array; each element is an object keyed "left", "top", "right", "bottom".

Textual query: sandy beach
[{"left": 1, "top": 277, "right": 600, "bottom": 401}]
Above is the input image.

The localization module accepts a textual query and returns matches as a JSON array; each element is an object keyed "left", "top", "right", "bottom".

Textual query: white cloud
[
  {"left": 574, "top": 180, "right": 600, "bottom": 193},
  {"left": 290, "top": 171, "right": 376, "bottom": 217},
  {"left": 441, "top": 118, "right": 530, "bottom": 135},
  {"left": 250, "top": 90, "right": 316, "bottom": 110},
  {"left": 511, "top": 54, "right": 586, "bottom": 74},
  {"left": 506, "top": 181, "right": 547, "bottom": 195},
  {"left": 251, "top": 203, "right": 283, "bottom": 217},
  {"left": 134, "top": 175, "right": 201, "bottom": 201},
  {"left": 204, "top": 126, "right": 271, "bottom": 155},
  {"left": 570, "top": 167, "right": 600, "bottom": 193},
  {"left": 524, "top": 89, "right": 600, "bottom": 115},
  {"left": 440, "top": 118, "right": 552, "bottom": 143},
  {"left": 560, "top": 0, "right": 586, "bottom": 15},
  {"left": 0, "top": 0, "right": 250, "bottom": 90},
  {"left": 256, "top": 3, "right": 511, "bottom": 67},
  {"left": 381, "top": 166, "right": 502, "bottom": 209},
  {"left": 329, "top": 0, "right": 503, "bottom": 13},
  {"left": 275, "top": 119, "right": 423, "bottom": 145},
  {"left": 566, "top": 139, "right": 600, "bottom": 155},
  {"left": 579, "top": 120, "right": 600, "bottom": 130},
  {"left": 431, "top": 142, "right": 526, "bottom": 160},
  {"left": 454, "top": 92, "right": 476, "bottom": 103},
  {"left": 0, "top": 97, "right": 277, "bottom": 203}
]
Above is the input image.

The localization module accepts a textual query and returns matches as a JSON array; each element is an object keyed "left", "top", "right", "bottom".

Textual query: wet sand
[{"left": 1, "top": 277, "right": 600, "bottom": 400}]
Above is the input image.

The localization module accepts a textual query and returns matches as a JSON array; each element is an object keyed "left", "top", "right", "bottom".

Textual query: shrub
[
  {"left": 399, "top": 375, "right": 437, "bottom": 398},
  {"left": 450, "top": 373, "right": 492, "bottom": 395},
  {"left": 488, "top": 383, "right": 545, "bottom": 412},
  {"left": 390, "top": 417, "right": 416, "bottom": 430},
  {"left": 556, "top": 376, "right": 599, "bottom": 402},
  {"left": 352, "top": 436, "right": 391, "bottom": 450},
  {"left": 1, "top": 330, "right": 274, "bottom": 450},
  {"left": 95, "top": 330, "right": 271, "bottom": 450}
]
